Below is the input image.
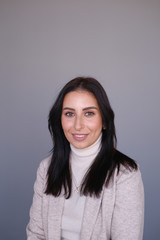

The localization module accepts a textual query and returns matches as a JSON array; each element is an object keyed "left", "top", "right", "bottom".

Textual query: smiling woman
[
  {"left": 61, "top": 90, "right": 103, "bottom": 149},
  {"left": 26, "top": 77, "right": 144, "bottom": 240}
]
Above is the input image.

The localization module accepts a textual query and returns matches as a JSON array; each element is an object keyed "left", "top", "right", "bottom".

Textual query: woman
[{"left": 26, "top": 77, "right": 144, "bottom": 240}]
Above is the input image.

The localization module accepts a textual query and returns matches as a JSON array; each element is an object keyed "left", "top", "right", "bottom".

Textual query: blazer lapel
[
  {"left": 48, "top": 195, "right": 65, "bottom": 240},
  {"left": 81, "top": 190, "right": 104, "bottom": 240}
]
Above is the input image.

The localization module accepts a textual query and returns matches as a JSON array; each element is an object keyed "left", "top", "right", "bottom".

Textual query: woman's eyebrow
[
  {"left": 62, "top": 107, "right": 75, "bottom": 111},
  {"left": 82, "top": 106, "right": 98, "bottom": 111}
]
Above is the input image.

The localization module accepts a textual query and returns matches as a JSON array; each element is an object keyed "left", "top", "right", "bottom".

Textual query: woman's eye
[
  {"left": 85, "top": 112, "right": 95, "bottom": 117},
  {"left": 65, "top": 112, "right": 74, "bottom": 117}
]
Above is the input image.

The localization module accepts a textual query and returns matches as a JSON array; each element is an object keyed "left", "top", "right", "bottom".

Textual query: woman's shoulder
[
  {"left": 113, "top": 149, "right": 138, "bottom": 172},
  {"left": 37, "top": 155, "right": 52, "bottom": 175},
  {"left": 113, "top": 150, "right": 142, "bottom": 184},
  {"left": 40, "top": 155, "right": 52, "bottom": 166}
]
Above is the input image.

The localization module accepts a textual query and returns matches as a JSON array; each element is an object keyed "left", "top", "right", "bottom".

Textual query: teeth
[{"left": 75, "top": 135, "right": 85, "bottom": 137}]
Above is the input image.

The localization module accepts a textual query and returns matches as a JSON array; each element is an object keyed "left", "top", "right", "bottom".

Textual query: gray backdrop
[{"left": 0, "top": 0, "right": 160, "bottom": 239}]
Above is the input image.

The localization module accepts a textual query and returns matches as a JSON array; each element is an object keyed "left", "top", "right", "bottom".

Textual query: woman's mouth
[{"left": 72, "top": 134, "right": 88, "bottom": 141}]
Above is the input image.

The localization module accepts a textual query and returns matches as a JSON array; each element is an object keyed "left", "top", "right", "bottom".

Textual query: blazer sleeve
[
  {"left": 111, "top": 167, "right": 144, "bottom": 240},
  {"left": 26, "top": 159, "right": 48, "bottom": 240}
]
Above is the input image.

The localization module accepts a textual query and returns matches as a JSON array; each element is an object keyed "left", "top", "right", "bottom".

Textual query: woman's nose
[{"left": 74, "top": 116, "right": 84, "bottom": 130}]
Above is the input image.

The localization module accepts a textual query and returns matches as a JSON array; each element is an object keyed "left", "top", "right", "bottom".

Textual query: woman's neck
[{"left": 70, "top": 134, "right": 102, "bottom": 179}]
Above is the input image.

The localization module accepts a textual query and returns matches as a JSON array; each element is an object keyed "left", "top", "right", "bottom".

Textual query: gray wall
[{"left": 0, "top": 0, "right": 159, "bottom": 239}]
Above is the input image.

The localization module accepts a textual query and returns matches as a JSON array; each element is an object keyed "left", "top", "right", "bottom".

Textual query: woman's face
[{"left": 61, "top": 90, "right": 103, "bottom": 149}]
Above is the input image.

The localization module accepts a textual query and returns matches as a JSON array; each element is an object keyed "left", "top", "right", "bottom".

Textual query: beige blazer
[{"left": 26, "top": 157, "right": 144, "bottom": 240}]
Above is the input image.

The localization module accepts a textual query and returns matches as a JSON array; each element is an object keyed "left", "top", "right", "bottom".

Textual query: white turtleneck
[{"left": 61, "top": 134, "right": 102, "bottom": 240}]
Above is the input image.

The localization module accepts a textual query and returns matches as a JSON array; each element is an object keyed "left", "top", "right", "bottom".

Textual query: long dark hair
[{"left": 45, "top": 77, "right": 137, "bottom": 198}]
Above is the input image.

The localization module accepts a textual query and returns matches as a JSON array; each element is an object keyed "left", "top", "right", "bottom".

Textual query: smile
[{"left": 72, "top": 134, "right": 88, "bottom": 141}]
